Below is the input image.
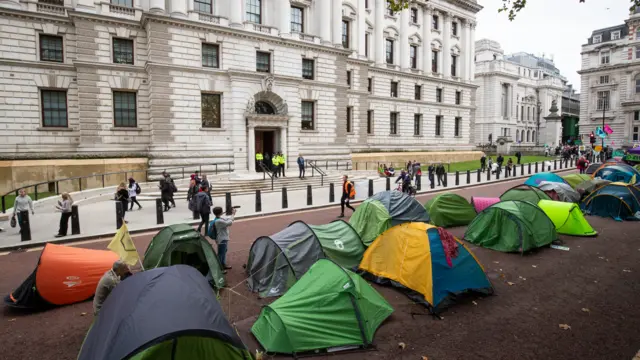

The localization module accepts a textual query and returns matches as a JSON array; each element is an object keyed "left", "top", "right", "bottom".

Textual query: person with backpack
[
  {"left": 127, "top": 177, "right": 142, "bottom": 211},
  {"left": 337, "top": 175, "right": 356, "bottom": 218},
  {"left": 193, "top": 185, "right": 212, "bottom": 235},
  {"left": 159, "top": 179, "right": 172, "bottom": 212},
  {"left": 208, "top": 206, "right": 235, "bottom": 273}
]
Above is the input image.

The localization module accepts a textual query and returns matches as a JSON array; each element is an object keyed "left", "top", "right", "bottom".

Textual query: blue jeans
[{"left": 218, "top": 240, "right": 228, "bottom": 267}]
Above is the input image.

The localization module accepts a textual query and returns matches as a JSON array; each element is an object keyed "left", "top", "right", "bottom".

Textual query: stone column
[
  {"left": 461, "top": 20, "right": 469, "bottom": 81},
  {"left": 332, "top": 0, "right": 342, "bottom": 47},
  {"left": 400, "top": 7, "right": 410, "bottom": 70},
  {"left": 279, "top": 0, "right": 291, "bottom": 36},
  {"left": 248, "top": 125, "right": 256, "bottom": 173},
  {"left": 357, "top": 0, "right": 366, "bottom": 58},
  {"left": 374, "top": 0, "right": 384, "bottom": 65},
  {"left": 170, "top": 0, "right": 188, "bottom": 18},
  {"left": 229, "top": 0, "right": 243, "bottom": 27},
  {"left": 423, "top": 5, "right": 432, "bottom": 73},
  {"left": 470, "top": 22, "right": 476, "bottom": 80},
  {"left": 281, "top": 127, "right": 288, "bottom": 169},
  {"left": 319, "top": 0, "right": 332, "bottom": 44},
  {"left": 442, "top": 12, "right": 451, "bottom": 77},
  {"left": 149, "top": 0, "right": 165, "bottom": 14}
]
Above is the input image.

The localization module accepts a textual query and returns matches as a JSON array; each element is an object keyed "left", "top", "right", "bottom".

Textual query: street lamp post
[{"left": 536, "top": 101, "right": 541, "bottom": 146}]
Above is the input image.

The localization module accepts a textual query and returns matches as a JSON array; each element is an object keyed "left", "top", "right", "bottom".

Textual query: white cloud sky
[{"left": 475, "top": 0, "right": 631, "bottom": 92}]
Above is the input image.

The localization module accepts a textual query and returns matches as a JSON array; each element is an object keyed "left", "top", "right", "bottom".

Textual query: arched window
[
  {"left": 532, "top": 131, "right": 536, "bottom": 143},
  {"left": 526, "top": 130, "right": 530, "bottom": 142},
  {"left": 255, "top": 101, "right": 275, "bottom": 114},
  {"left": 516, "top": 130, "right": 520, "bottom": 142}
]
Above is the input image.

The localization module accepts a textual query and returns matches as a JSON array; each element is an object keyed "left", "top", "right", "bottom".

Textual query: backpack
[
  {"left": 135, "top": 183, "right": 141, "bottom": 195},
  {"left": 207, "top": 218, "right": 218, "bottom": 240},
  {"left": 189, "top": 196, "right": 202, "bottom": 213}
]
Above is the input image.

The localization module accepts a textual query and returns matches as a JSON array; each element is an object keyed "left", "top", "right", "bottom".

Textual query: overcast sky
[{"left": 475, "top": 0, "right": 631, "bottom": 92}]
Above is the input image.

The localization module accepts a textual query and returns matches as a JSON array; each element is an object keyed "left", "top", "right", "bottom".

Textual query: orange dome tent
[{"left": 4, "top": 244, "right": 118, "bottom": 310}]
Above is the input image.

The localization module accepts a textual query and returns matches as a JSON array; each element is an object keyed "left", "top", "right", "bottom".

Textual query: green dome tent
[
  {"left": 246, "top": 220, "right": 365, "bottom": 297},
  {"left": 251, "top": 259, "right": 393, "bottom": 355},
  {"left": 424, "top": 193, "right": 477, "bottom": 227},
  {"left": 500, "top": 184, "right": 551, "bottom": 204},
  {"left": 464, "top": 201, "right": 558, "bottom": 253},
  {"left": 562, "top": 174, "right": 592, "bottom": 189},
  {"left": 350, "top": 191, "right": 430, "bottom": 246},
  {"left": 537, "top": 200, "right": 597, "bottom": 236},
  {"left": 143, "top": 224, "right": 225, "bottom": 290}
]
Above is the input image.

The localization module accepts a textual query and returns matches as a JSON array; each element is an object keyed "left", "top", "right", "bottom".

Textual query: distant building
[
  {"left": 474, "top": 39, "right": 566, "bottom": 149},
  {"left": 561, "top": 85, "right": 580, "bottom": 144},
  {"left": 579, "top": 11, "right": 640, "bottom": 147}
]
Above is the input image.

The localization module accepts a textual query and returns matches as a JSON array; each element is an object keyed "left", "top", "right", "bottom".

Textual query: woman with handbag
[
  {"left": 12, "top": 188, "right": 34, "bottom": 234},
  {"left": 54, "top": 192, "right": 73, "bottom": 238}
]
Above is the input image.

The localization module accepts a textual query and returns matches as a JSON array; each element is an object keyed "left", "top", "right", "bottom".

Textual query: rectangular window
[
  {"left": 455, "top": 91, "right": 461, "bottom": 105},
  {"left": 291, "top": 6, "right": 303, "bottom": 33},
  {"left": 592, "top": 35, "right": 602, "bottom": 44},
  {"left": 365, "top": 0, "right": 369, "bottom": 9},
  {"left": 346, "top": 70, "right": 352, "bottom": 88},
  {"left": 367, "top": 110, "right": 373, "bottom": 134},
  {"left": 112, "top": 38, "right": 134, "bottom": 65},
  {"left": 390, "top": 81, "right": 398, "bottom": 98},
  {"left": 451, "top": 55, "right": 457, "bottom": 76},
  {"left": 113, "top": 91, "right": 137, "bottom": 128},
  {"left": 410, "top": 8, "right": 418, "bottom": 23},
  {"left": 634, "top": 126, "right": 639, "bottom": 141},
  {"left": 636, "top": 79, "right": 640, "bottom": 93},
  {"left": 40, "top": 35, "right": 63, "bottom": 62},
  {"left": 516, "top": 104, "right": 519, "bottom": 119},
  {"left": 600, "top": 51, "right": 610, "bottom": 65},
  {"left": 454, "top": 117, "right": 461, "bottom": 136},
  {"left": 194, "top": 0, "right": 212, "bottom": 13},
  {"left": 302, "top": 59, "right": 314, "bottom": 80},
  {"left": 452, "top": 22, "right": 458, "bottom": 36},
  {"left": 415, "top": 84, "right": 421, "bottom": 100},
  {"left": 202, "top": 43, "right": 219, "bottom": 68},
  {"left": 597, "top": 90, "right": 610, "bottom": 110},
  {"left": 385, "top": 39, "right": 394, "bottom": 64},
  {"left": 201, "top": 93, "right": 221, "bottom": 128},
  {"left": 246, "top": 0, "right": 261, "bottom": 23},
  {"left": 256, "top": 51, "right": 270, "bottom": 73},
  {"left": 111, "top": 0, "right": 132, "bottom": 6},
  {"left": 634, "top": 110, "right": 640, "bottom": 121},
  {"left": 301, "top": 101, "right": 314, "bottom": 130},
  {"left": 413, "top": 114, "right": 421, "bottom": 136},
  {"left": 501, "top": 84, "right": 508, "bottom": 117},
  {"left": 435, "top": 115, "right": 442, "bottom": 136},
  {"left": 367, "top": 77, "right": 372, "bottom": 93},
  {"left": 432, "top": 15, "right": 439, "bottom": 30},
  {"left": 611, "top": 31, "right": 621, "bottom": 40},
  {"left": 436, "top": 88, "right": 442, "bottom": 103},
  {"left": 600, "top": 75, "right": 609, "bottom": 84},
  {"left": 432, "top": 50, "right": 438, "bottom": 73},
  {"left": 410, "top": 45, "right": 417, "bottom": 69},
  {"left": 346, "top": 107, "right": 352, "bottom": 133},
  {"left": 527, "top": 107, "right": 530, "bottom": 120},
  {"left": 521, "top": 105, "right": 524, "bottom": 120},
  {"left": 365, "top": 33, "right": 370, "bottom": 57},
  {"left": 41, "top": 90, "right": 67, "bottom": 127},
  {"left": 636, "top": 47, "right": 640, "bottom": 59},
  {"left": 386, "top": 0, "right": 394, "bottom": 16},
  {"left": 342, "top": 20, "right": 349, "bottom": 48},
  {"left": 390, "top": 112, "right": 398, "bottom": 135}
]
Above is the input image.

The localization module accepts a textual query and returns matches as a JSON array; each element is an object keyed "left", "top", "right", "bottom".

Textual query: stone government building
[{"left": 0, "top": 0, "right": 481, "bottom": 191}]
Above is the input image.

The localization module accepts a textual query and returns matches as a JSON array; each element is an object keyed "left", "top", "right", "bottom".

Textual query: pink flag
[{"left": 604, "top": 125, "right": 613, "bottom": 134}]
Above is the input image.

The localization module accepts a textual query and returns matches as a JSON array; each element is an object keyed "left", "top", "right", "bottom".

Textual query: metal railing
[
  {"left": 258, "top": 162, "right": 275, "bottom": 191},
  {"left": 309, "top": 160, "right": 353, "bottom": 171},
  {"left": 1, "top": 162, "right": 234, "bottom": 213},
  {"left": 306, "top": 161, "right": 326, "bottom": 187},
  {"left": 352, "top": 161, "right": 451, "bottom": 173}
]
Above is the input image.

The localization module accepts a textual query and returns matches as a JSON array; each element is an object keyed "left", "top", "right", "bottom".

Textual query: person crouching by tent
[
  {"left": 93, "top": 260, "right": 131, "bottom": 316},
  {"left": 54, "top": 192, "right": 73, "bottom": 238},
  {"left": 211, "top": 206, "right": 234, "bottom": 273},
  {"left": 338, "top": 175, "right": 356, "bottom": 218}
]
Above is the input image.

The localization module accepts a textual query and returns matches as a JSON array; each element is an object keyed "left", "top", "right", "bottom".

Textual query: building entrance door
[{"left": 255, "top": 130, "right": 276, "bottom": 172}]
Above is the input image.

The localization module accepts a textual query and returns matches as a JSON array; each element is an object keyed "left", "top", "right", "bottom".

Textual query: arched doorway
[{"left": 255, "top": 101, "right": 276, "bottom": 114}]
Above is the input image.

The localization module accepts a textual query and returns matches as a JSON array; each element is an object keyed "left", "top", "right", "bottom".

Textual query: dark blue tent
[
  {"left": 580, "top": 183, "right": 640, "bottom": 221},
  {"left": 77, "top": 265, "right": 251, "bottom": 360}
]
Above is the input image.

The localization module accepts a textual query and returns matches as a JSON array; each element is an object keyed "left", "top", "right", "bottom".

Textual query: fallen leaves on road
[
  {"left": 519, "top": 276, "right": 527, "bottom": 281},
  {"left": 80, "top": 312, "right": 87, "bottom": 316},
  {"left": 507, "top": 282, "right": 515, "bottom": 286},
  {"left": 598, "top": 256, "right": 605, "bottom": 260},
  {"left": 581, "top": 308, "right": 590, "bottom": 313},
  {"left": 472, "top": 301, "right": 478, "bottom": 306},
  {"left": 559, "top": 324, "right": 571, "bottom": 330},
  {"left": 623, "top": 269, "right": 632, "bottom": 273},
  {"left": 398, "top": 342, "right": 406, "bottom": 350},
  {"left": 532, "top": 265, "right": 537, "bottom": 268}
]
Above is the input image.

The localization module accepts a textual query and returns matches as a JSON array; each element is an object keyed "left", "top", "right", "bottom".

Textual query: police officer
[
  {"left": 280, "top": 152, "right": 286, "bottom": 177},
  {"left": 255, "top": 152, "right": 263, "bottom": 172},
  {"left": 271, "top": 154, "right": 279, "bottom": 178}
]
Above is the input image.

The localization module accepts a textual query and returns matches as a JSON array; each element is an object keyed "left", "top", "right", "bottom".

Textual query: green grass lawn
[
  {"left": 426, "top": 155, "right": 552, "bottom": 173},
  {"left": 2, "top": 192, "right": 57, "bottom": 211}
]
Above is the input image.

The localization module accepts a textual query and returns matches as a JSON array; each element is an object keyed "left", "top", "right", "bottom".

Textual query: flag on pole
[
  {"left": 604, "top": 124, "right": 613, "bottom": 135},
  {"left": 107, "top": 223, "right": 141, "bottom": 267}
]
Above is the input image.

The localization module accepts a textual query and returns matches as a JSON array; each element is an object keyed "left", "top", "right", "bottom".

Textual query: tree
[{"left": 386, "top": 0, "right": 640, "bottom": 21}]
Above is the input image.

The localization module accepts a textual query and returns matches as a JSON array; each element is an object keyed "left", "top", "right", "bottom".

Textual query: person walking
[
  {"left": 506, "top": 158, "right": 513, "bottom": 177},
  {"left": 297, "top": 154, "right": 305, "bottom": 179},
  {"left": 12, "top": 188, "right": 34, "bottom": 234},
  {"left": 515, "top": 151, "right": 522, "bottom": 165},
  {"left": 195, "top": 185, "right": 212, "bottom": 235},
  {"left": 211, "top": 206, "right": 235, "bottom": 273},
  {"left": 480, "top": 154, "right": 487, "bottom": 172},
  {"left": 200, "top": 174, "right": 211, "bottom": 201},
  {"left": 436, "top": 163, "right": 445, "bottom": 186},
  {"left": 115, "top": 183, "right": 129, "bottom": 223},
  {"left": 54, "top": 192, "right": 73, "bottom": 237},
  {"left": 163, "top": 172, "right": 177, "bottom": 208},
  {"left": 127, "top": 178, "right": 142, "bottom": 211},
  {"left": 159, "top": 179, "right": 172, "bottom": 212},
  {"left": 337, "top": 175, "right": 356, "bottom": 218},
  {"left": 428, "top": 164, "right": 435, "bottom": 188}
]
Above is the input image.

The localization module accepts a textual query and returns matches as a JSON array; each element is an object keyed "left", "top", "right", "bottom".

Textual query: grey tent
[
  {"left": 77, "top": 265, "right": 252, "bottom": 360},
  {"left": 538, "top": 181, "right": 581, "bottom": 203},
  {"left": 246, "top": 220, "right": 365, "bottom": 298}
]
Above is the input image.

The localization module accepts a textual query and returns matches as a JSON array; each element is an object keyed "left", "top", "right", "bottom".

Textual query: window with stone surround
[
  {"left": 291, "top": 6, "right": 303, "bottom": 33},
  {"left": 302, "top": 59, "right": 314, "bottom": 80},
  {"left": 451, "top": 55, "right": 457, "bottom": 77},
  {"left": 415, "top": 84, "right": 421, "bottom": 100},
  {"left": 113, "top": 91, "right": 137, "bottom": 128},
  {"left": 414, "top": 114, "right": 421, "bottom": 136},
  {"left": 365, "top": 33, "right": 370, "bottom": 57},
  {"left": 342, "top": 20, "right": 350, "bottom": 48},
  {"left": 521, "top": 105, "right": 524, "bottom": 120},
  {"left": 435, "top": 115, "right": 442, "bottom": 136},
  {"left": 432, "top": 15, "right": 439, "bottom": 30},
  {"left": 42, "top": 0, "right": 64, "bottom": 4},
  {"left": 347, "top": 70, "right": 352, "bottom": 88},
  {"left": 390, "top": 112, "right": 398, "bottom": 135},
  {"left": 40, "top": 35, "right": 63, "bottom": 62},
  {"left": 246, "top": 0, "right": 262, "bottom": 24},
  {"left": 390, "top": 81, "right": 398, "bottom": 98},
  {"left": 368, "top": 77, "right": 372, "bottom": 93},
  {"left": 634, "top": 126, "right": 639, "bottom": 141},
  {"left": 410, "top": 45, "right": 417, "bottom": 69},
  {"left": 592, "top": 34, "right": 601, "bottom": 44},
  {"left": 635, "top": 111, "right": 640, "bottom": 121},
  {"left": 600, "top": 50, "right": 610, "bottom": 65},
  {"left": 41, "top": 89, "right": 67, "bottom": 128},
  {"left": 386, "top": 39, "right": 394, "bottom": 64},
  {"left": 367, "top": 110, "right": 373, "bottom": 134},
  {"left": 611, "top": 31, "right": 621, "bottom": 40},
  {"left": 202, "top": 43, "right": 219, "bottom": 68},
  {"left": 527, "top": 107, "right": 530, "bottom": 120},
  {"left": 256, "top": 51, "right": 271, "bottom": 73},
  {"left": 432, "top": 50, "right": 438, "bottom": 73},
  {"left": 636, "top": 79, "right": 640, "bottom": 93},
  {"left": 113, "top": 38, "right": 134, "bottom": 65},
  {"left": 452, "top": 22, "right": 458, "bottom": 36},
  {"left": 455, "top": 91, "right": 461, "bottom": 105},
  {"left": 201, "top": 93, "right": 221, "bottom": 128},
  {"left": 410, "top": 8, "right": 418, "bottom": 23},
  {"left": 596, "top": 90, "right": 610, "bottom": 110},
  {"left": 111, "top": 0, "right": 132, "bottom": 7},
  {"left": 194, "top": 0, "right": 212, "bottom": 13},
  {"left": 301, "top": 101, "right": 314, "bottom": 130},
  {"left": 346, "top": 107, "right": 353, "bottom": 133},
  {"left": 455, "top": 117, "right": 461, "bottom": 137},
  {"left": 600, "top": 75, "right": 609, "bottom": 84},
  {"left": 436, "top": 88, "right": 442, "bottom": 103}
]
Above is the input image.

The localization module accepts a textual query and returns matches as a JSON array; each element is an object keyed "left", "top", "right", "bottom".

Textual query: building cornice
[
  {"left": 0, "top": 58, "right": 76, "bottom": 71},
  {"left": 368, "top": 66, "right": 479, "bottom": 88},
  {"left": 74, "top": 60, "right": 147, "bottom": 73},
  {"left": 369, "top": 95, "right": 476, "bottom": 110},
  {"left": 446, "top": 0, "right": 483, "bottom": 13},
  {"left": 0, "top": 7, "right": 72, "bottom": 25},
  {"left": 67, "top": 10, "right": 141, "bottom": 28},
  {"left": 475, "top": 71, "right": 520, "bottom": 80},
  {"left": 577, "top": 63, "right": 630, "bottom": 75}
]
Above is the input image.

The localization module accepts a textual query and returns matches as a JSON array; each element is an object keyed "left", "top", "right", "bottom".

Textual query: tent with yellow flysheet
[
  {"left": 537, "top": 200, "right": 597, "bottom": 236},
  {"left": 359, "top": 223, "right": 493, "bottom": 314}
]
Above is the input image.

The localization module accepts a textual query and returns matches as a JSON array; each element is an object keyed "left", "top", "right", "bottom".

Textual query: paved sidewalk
[{"left": 0, "top": 160, "right": 570, "bottom": 249}]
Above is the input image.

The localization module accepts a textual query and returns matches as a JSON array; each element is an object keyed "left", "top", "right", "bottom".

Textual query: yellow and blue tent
[
  {"left": 359, "top": 223, "right": 493, "bottom": 314},
  {"left": 580, "top": 182, "right": 640, "bottom": 221},
  {"left": 592, "top": 164, "right": 639, "bottom": 184}
]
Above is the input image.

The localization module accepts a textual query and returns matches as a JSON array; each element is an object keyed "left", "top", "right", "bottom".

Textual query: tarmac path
[{"left": 1, "top": 171, "right": 639, "bottom": 360}]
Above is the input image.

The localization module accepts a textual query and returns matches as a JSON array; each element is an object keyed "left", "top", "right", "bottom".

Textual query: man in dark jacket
[
  {"left": 515, "top": 151, "right": 522, "bottom": 164},
  {"left": 163, "top": 172, "right": 177, "bottom": 208},
  {"left": 195, "top": 186, "right": 212, "bottom": 235},
  {"left": 159, "top": 179, "right": 172, "bottom": 212},
  {"left": 297, "top": 154, "right": 305, "bottom": 178},
  {"left": 435, "top": 163, "right": 445, "bottom": 186},
  {"left": 428, "top": 164, "right": 435, "bottom": 188},
  {"left": 200, "top": 174, "right": 211, "bottom": 201},
  {"left": 480, "top": 155, "right": 487, "bottom": 172}
]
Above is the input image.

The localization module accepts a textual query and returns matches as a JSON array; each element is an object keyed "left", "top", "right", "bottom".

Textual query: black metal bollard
[
  {"left": 329, "top": 183, "right": 335, "bottom": 203},
  {"left": 225, "top": 192, "right": 232, "bottom": 214},
  {"left": 256, "top": 190, "right": 262, "bottom": 212},
  {"left": 560, "top": 159, "right": 563, "bottom": 169},
  {"left": 71, "top": 205, "right": 80, "bottom": 235},
  {"left": 282, "top": 187, "right": 288, "bottom": 209},
  {"left": 455, "top": 171, "right": 460, "bottom": 186},
  {"left": 554, "top": 160, "right": 557, "bottom": 170},
  {"left": 116, "top": 201, "right": 124, "bottom": 229},
  {"left": 487, "top": 168, "right": 491, "bottom": 181},
  {"left": 430, "top": 176, "right": 435, "bottom": 189},
  {"left": 368, "top": 179, "right": 374, "bottom": 197},
  {"left": 155, "top": 198, "right": 164, "bottom": 224},
  {"left": 19, "top": 210, "right": 31, "bottom": 241},
  {"left": 535, "top": 162, "right": 539, "bottom": 173},
  {"left": 386, "top": 177, "right": 390, "bottom": 191},
  {"left": 521, "top": 163, "right": 524, "bottom": 176},
  {"left": 443, "top": 173, "right": 448, "bottom": 187},
  {"left": 416, "top": 175, "right": 421, "bottom": 191},
  {"left": 528, "top": 162, "right": 532, "bottom": 174},
  {"left": 307, "top": 185, "right": 312, "bottom": 206},
  {"left": 477, "top": 169, "right": 481, "bottom": 183},
  {"left": 496, "top": 168, "right": 500, "bottom": 180},
  {"left": 466, "top": 170, "right": 470, "bottom": 184}
]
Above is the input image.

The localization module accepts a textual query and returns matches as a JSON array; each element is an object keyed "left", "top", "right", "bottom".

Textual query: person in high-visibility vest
[
  {"left": 338, "top": 175, "right": 356, "bottom": 218},
  {"left": 280, "top": 153, "right": 286, "bottom": 177},
  {"left": 255, "top": 152, "right": 263, "bottom": 172},
  {"left": 271, "top": 155, "right": 279, "bottom": 178}
]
